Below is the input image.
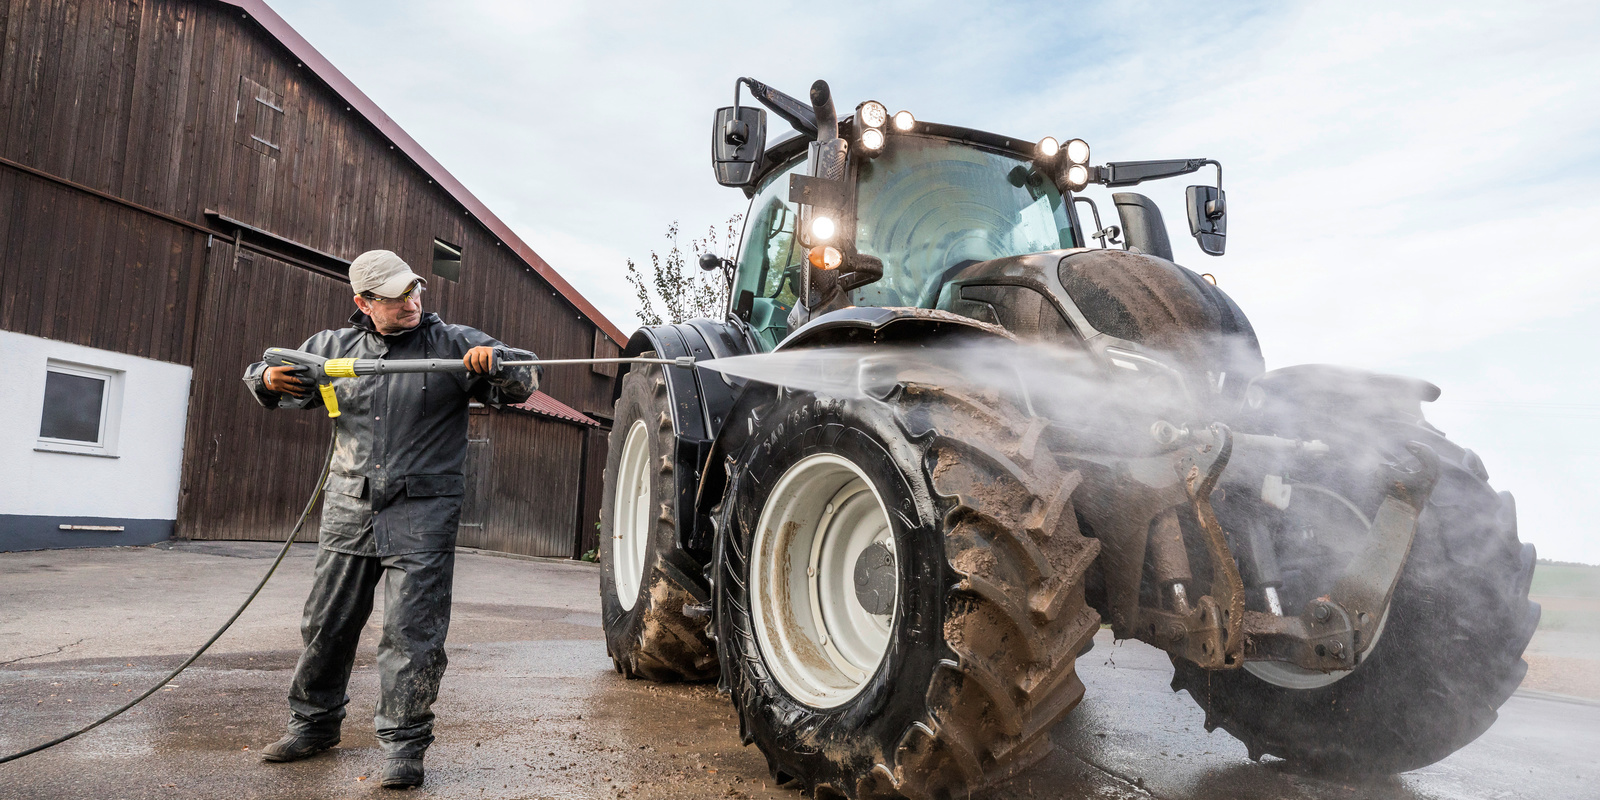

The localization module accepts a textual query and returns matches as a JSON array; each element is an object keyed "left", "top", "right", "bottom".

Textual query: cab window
[{"left": 733, "top": 157, "right": 807, "bottom": 350}]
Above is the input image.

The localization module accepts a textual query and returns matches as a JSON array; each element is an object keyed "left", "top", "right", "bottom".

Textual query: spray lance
[
  {"left": 262, "top": 347, "right": 696, "bottom": 417},
  {"left": 0, "top": 348, "right": 700, "bottom": 765}
]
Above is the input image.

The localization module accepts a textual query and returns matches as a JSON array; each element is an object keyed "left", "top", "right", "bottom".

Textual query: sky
[{"left": 265, "top": 0, "right": 1600, "bottom": 563}]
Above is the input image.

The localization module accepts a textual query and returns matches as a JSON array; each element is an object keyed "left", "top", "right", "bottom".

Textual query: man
[{"left": 242, "top": 250, "right": 538, "bottom": 789}]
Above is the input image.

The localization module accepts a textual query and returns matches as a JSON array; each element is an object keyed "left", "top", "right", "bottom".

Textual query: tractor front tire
[
  {"left": 1172, "top": 433, "right": 1539, "bottom": 773},
  {"left": 717, "top": 383, "right": 1100, "bottom": 799},
  {"left": 599, "top": 359, "right": 718, "bottom": 682}
]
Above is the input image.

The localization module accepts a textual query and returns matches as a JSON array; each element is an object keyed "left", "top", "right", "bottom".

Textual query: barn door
[{"left": 457, "top": 404, "right": 493, "bottom": 547}]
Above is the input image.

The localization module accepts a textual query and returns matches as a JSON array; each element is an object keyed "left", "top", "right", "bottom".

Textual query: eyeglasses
[{"left": 362, "top": 282, "right": 425, "bottom": 305}]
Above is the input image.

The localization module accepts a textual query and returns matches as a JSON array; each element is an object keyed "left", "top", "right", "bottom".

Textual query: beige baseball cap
[{"left": 349, "top": 250, "right": 427, "bottom": 297}]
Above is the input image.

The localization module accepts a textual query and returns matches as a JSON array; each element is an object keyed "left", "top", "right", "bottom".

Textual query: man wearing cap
[{"left": 242, "top": 250, "right": 539, "bottom": 789}]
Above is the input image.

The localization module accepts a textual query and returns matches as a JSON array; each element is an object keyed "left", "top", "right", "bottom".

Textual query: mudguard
[
  {"left": 779, "top": 305, "right": 1015, "bottom": 350},
  {"left": 620, "top": 318, "right": 755, "bottom": 553}
]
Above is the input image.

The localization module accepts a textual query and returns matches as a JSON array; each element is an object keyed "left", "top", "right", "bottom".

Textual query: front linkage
[{"left": 1066, "top": 422, "right": 1440, "bottom": 674}]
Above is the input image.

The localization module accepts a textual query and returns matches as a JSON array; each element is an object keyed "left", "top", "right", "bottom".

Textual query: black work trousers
[{"left": 286, "top": 548, "right": 455, "bottom": 760}]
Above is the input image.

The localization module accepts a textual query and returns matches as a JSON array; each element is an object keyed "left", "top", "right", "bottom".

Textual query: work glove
[
  {"left": 463, "top": 345, "right": 499, "bottom": 374},
  {"left": 264, "top": 365, "right": 312, "bottom": 397}
]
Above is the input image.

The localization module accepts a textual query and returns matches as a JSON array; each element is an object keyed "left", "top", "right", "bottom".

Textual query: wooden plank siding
[{"left": 0, "top": 0, "right": 619, "bottom": 557}]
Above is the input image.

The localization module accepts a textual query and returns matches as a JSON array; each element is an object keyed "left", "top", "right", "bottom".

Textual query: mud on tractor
[{"left": 597, "top": 78, "right": 1538, "bottom": 799}]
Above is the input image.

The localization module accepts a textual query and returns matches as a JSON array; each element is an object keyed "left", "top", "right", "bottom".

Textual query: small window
[
  {"left": 37, "top": 361, "right": 122, "bottom": 457},
  {"left": 235, "top": 76, "right": 284, "bottom": 159},
  {"left": 591, "top": 328, "right": 619, "bottom": 377},
  {"left": 432, "top": 238, "right": 462, "bottom": 282}
]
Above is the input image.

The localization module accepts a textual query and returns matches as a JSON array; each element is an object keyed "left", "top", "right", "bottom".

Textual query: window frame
[
  {"left": 432, "top": 238, "right": 463, "bottom": 282},
  {"left": 35, "top": 360, "right": 124, "bottom": 458}
]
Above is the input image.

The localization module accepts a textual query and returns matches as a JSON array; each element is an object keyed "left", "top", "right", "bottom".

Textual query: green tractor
[{"left": 597, "top": 78, "right": 1538, "bottom": 799}]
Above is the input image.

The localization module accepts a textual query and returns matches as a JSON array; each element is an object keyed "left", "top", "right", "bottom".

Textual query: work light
[
  {"left": 861, "top": 128, "right": 885, "bottom": 151},
  {"left": 859, "top": 101, "right": 888, "bottom": 129},
  {"left": 893, "top": 110, "right": 915, "bottom": 131},
  {"left": 1037, "top": 136, "right": 1060, "bottom": 158},
  {"left": 1065, "top": 138, "right": 1090, "bottom": 165},
  {"left": 811, "top": 215, "right": 837, "bottom": 242},
  {"left": 1064, "top": 164, "right": 1090, "bottom": 191}
]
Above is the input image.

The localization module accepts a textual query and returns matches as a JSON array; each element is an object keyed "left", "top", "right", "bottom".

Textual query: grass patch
[
  {"left": 1536, "top": 608, "right": 1600, "bottom": 635},
  {"left": 1531, "top": 563, "right": 1600, "bottom": 598}
]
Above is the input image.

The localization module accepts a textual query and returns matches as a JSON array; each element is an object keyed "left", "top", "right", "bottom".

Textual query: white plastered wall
[{"left": 0, "top": 330, "right": 192, "bottom": 520}]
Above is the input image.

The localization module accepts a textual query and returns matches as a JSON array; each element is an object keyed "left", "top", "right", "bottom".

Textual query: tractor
[{"left": 597, "top": 77, "right": 1539, "bottom": 799}]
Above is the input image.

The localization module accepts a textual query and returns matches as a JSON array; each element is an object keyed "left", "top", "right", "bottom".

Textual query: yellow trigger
[{"left": 318, "top": 383, "right": 341, "bottom": 418}]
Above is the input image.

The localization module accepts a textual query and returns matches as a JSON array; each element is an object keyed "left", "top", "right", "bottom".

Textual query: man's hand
[
  {"left": 464, "top": 346, "right": 498, "bottom": 375},
  {"left": 264, "top": 365, "right": 312, "bottom": 397}
]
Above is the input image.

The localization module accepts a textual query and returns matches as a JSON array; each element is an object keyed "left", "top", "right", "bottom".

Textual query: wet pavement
[{"left": 1, "top": 542, "right": 1595, "bottom": 800}]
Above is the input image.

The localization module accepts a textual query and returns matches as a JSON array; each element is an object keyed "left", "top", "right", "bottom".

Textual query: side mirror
[
  {"left": 713, "top": 106, "right": 766, "bottom": 187},
  {"left": 1111, "top": 192, "right": 1174, "bottom": 261},
  {"left": 698, "top": 253, "right": 730, "bottom": 271},
  {"left": 837, "top": 253, "right": 883, "bottom": 292},
  {"left": 1186, "top": 185, "right": 1227, "bottom": 256}
]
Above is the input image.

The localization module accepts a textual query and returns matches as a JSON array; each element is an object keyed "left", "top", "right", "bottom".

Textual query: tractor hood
[{"left": 941, "top": 248, "right": 1265, "bottom": 409}]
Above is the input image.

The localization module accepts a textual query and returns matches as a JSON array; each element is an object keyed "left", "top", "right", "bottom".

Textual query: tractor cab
[{"left": 712, "top": 78, "right": 1228, "bottom": 351}]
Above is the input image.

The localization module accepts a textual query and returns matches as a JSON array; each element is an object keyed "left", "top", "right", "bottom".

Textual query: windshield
[{"left": 852, "top": 137, "right": 1078, "bottom": 308}]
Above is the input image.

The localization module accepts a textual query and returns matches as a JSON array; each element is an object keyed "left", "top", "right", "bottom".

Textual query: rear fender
[
  {"left": 1243, "top": 364, "right": 1441, "bottom": 439},
  {"left": 620, "top": 318, "right": 756, "bottom": 554},
  {"left": 778, "top": 305, "right": 1015, "bottom": 351}
]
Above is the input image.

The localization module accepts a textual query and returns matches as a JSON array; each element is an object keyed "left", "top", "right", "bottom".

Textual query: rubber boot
[
  {"left": 260, "top": 733, "right": 340, "bottom": 763},
  {"left": 380, "top": 758, "right": 425, "bottom": 789}
]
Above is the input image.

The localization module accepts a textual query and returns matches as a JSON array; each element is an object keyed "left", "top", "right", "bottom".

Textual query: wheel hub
[{"left": 853, "top": 542, "right": 897, "bottom": 615}]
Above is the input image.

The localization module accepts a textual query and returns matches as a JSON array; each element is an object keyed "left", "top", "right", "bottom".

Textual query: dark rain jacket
[{"left": 243, "top": 311, "right": 539, "bottom": 557}]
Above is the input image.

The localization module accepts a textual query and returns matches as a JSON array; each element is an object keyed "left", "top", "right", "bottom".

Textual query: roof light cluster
[
  {"left": 1037, "top": 136, "right": 1092, "bottom": 191},
  {"left": 857, "top": 101, "right": 914, "bottom": 155}
]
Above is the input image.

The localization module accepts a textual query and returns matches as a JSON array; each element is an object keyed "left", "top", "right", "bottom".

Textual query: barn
[{"left": 0, "top": 0, "right": 624, "bottom": 557}]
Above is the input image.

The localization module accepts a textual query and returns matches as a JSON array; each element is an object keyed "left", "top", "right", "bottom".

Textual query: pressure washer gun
[{"left": 262, "top": 347, "right": 696, "bottom": 418}]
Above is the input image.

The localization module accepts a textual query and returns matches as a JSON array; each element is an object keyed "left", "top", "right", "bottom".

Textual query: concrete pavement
[{"left": 1, "top": 542, "right": 1594, "bottom": 799}]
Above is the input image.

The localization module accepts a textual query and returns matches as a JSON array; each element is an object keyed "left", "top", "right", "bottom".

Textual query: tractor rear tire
[
  {"left": 717, "top": 382, "right": 1101, "bottom": 799},
  {"left": 1172, "top": 433, "right": 1539, "bottom": 773},
  {"left": 599, "top": 358, "right": 718, "bottom": 682}
]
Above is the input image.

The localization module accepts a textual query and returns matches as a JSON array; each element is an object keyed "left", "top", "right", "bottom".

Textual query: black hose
[{"left": 0, "top": 423, "right": 339, "bottom": 765}]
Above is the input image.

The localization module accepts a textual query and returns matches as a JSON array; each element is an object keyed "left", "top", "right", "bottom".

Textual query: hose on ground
[{"left": 0, "top": 422, "right": 339, "bottom": 765}]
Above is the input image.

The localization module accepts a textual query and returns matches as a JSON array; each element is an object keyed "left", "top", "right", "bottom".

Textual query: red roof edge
[
  {"left": 509, "top": 391, "right": 602, "bottom": 427},
  {"left": 223, "top": 0, "right": 628, "bottom": 346}
]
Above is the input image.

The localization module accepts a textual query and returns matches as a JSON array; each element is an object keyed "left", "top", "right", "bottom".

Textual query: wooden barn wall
[
  {"left": 178, "top": 243, "right": 349, "bottom": 543},
  {"left": 0, "top": 169, "right": 207, "bottom": 364},
  {"left": 576, "top": 425, "right": 608, "bottom": 558},
  {"left": 0, "top": 0, "right": 619, "bottom": 553},
  {"left": 469, "top": 412, "right": 584, "bottom": 558}
]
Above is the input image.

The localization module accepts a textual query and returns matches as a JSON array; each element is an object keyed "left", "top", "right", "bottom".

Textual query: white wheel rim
[
  {"left": 750, "top": 453, "right": 897, "bottom": 708},
  {"left": 612, "top": 420, "right": 652, "bottom": 612},
  {"left": 1245, "top": 485, "right": 1390, "bottom": 689}
]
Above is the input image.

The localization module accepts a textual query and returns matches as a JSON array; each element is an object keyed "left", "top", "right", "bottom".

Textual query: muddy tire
[
  {"left": 599, "top": 358, "right": 718, "bottom": 682},
  {"left": 1173, "top": 430, "right": 1539, "bottom": 773},
  {"left": 716, "top": 382, "right": 1101, "bottom": 799}
]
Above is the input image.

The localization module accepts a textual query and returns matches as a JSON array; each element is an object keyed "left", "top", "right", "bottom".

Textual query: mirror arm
[
  {"left": 1203, "top": 160, "right": 1225, "bottom": 218},
  {"left": 1092, "top": 158, "right": 1218, "bottom": 188},
  {"left": 738, "top": 77, "right": 818, "bottom": 138}
]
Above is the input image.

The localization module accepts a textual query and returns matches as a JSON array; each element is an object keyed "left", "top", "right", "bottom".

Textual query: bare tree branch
[{"left": 625, "top": 216, "right": 740, "bottom": 324}]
